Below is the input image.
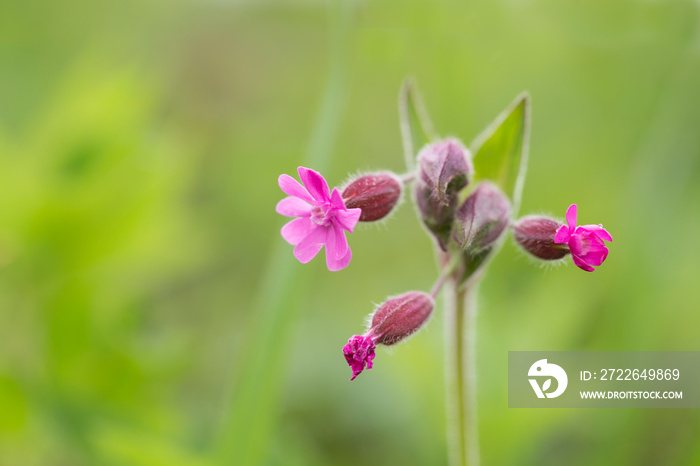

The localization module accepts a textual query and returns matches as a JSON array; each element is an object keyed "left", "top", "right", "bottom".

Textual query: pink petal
[
  {"left": 365, "top": 351, "right": 374, "bottom": 370},
  {"left": 324, "top": 224, "right": 351, "bottom": 271},
  {"left": 327, "top": 223, "right": 349, "bottom": 260},
  {"left": 279, "top": 174, "right": 315, "bottom": 204},
  {"left": 326, "top": 246, "right": 352, "bottom": 272},
  {"left": 343, "top": 334, "right": 376, "bottom": 381},
  {"left": 581, "top": 246, "right": 608, "bottom": 267},
  {"left": 335, "top": 208, "right": 362, "bottom": 233},
  {"left": 574, "top": 229, "right": 604, "bottom": 251},
  {"left": 565, "top": 204, "right": 578, "bottom": 230},
  {"left": 553, "top": 224, "right": 571, "bottom": 243},
  {"left": 293, "top": 226, "right": 326, "bottom": 263},
  {"left": 298, "top": 167, "right": 330, "bottom": 203},
  {"left": 276, "top": 197, "right": 313, "bottom": 217},
  {"left": 330, "top": 187, "right": 347, "bottom": 210},
  {"left": 571, "top": 254, "right": 595, "bottom": 272},
  {"left": 579, "top": 224, "right": 613, "bottom": 242},
  {"left": 568, "top": 235, "right": 583, "bottom": 255},
  {"left": 281, "top": 217, "right": 313, "bottom": 245}
]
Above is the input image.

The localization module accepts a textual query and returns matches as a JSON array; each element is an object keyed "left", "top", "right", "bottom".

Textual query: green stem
[{"left": 445, "top": 280, "right": 480, "bottom": 466}]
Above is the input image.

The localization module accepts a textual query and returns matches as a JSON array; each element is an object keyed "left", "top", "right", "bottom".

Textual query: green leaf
[
  {"left": 398, "top": 77, "right": 439, "bottom": 170},
  {"left": 470, "top": 92, "right": 530, "bottom": 216}
]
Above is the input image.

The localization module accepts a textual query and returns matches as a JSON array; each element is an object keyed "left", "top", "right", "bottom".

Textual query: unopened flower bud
[
  {"left": 342, "top": 291, "right": 435, "bottom": 380},
  {"left": 342, "top": 172, "right": 402, "bottom": 222},
  {"left": 454, "top": 182, "right": 510, "bottom": 253},
  {"left": 513, "top": 216, "right": 569, "bottom": 260},
  {"left": 370, "top": 291, "right": 434, "bottom": 345},
  {"left": 414, "top": 139, "right": 473, "bottom": 250},
  {"left": 417, "top": 138, "right": 473, "bottom": 205}
]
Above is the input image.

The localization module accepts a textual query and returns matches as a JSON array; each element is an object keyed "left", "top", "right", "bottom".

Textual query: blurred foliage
[{"left": 1, "top": 0, "right": 700, "bottom": 465}]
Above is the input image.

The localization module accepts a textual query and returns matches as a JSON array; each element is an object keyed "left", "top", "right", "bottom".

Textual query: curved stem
[
  {"left": 400, "top": 172, "right": 416, "bottom": 184},
  {"left": 430, "top": 254, "right": 462, "bottom": 298},
  {"left": 445, "top": 280, "right": 480, "bottom": 466}
]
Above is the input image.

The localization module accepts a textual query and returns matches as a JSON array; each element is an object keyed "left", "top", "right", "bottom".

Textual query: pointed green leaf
[
  {"left": 398, "top": 78, "right": 438, "bottom": 170},
  {"left": 470, "top": 92, "right": 530, "bottom": 216}
]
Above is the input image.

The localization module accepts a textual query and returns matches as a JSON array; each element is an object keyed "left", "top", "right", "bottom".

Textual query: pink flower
[
  {"left": 276, "top": 167, "right": 362, "bottom": 271},
  {"left": 343, "top": 335, "right": 376, "bottom": 381},
  {"left": 554, "top": 204, "right": 613, "bottom": 272}
]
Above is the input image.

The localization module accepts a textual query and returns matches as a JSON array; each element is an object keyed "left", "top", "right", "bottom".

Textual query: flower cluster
[{"left": 276, "top": 92, "right": 613, "bottom": 381}]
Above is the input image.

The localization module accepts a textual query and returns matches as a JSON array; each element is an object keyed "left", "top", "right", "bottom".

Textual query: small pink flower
[
  {"left": 276, "top": 167, "right": 362, "bottom": 271},
  {"left": 554, "top": 204, "right": 613, "bottom": 272},
  {"left": 343, "top": 335, "right": 376, "bottom": 381}
]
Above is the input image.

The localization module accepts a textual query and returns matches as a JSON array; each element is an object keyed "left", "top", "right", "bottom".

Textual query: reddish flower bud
[
  {"left": 513, "top": 216, "right": 569, "bottom": 260},
  {"left": 342, "top": 172, "right": 402, "bottom": 222},
  {"left": 342, "top": 291, "right": 435, "bottom": 380},
  {"left": 370, "top": 291, "right": 434, "bottom": 346},
  {"left": 414, "top": 139, "right": 473, "bottom": 250},
  {"left": 454, "top": 182, "right": 510, "bottom": 253}
]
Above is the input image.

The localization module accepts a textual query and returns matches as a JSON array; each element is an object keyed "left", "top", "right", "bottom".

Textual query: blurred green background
[{"left": 1, "top": 0, "right": 700, "bottom": 465}]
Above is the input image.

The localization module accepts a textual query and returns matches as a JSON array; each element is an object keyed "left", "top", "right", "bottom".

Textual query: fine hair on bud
[
  {"left": 414, "top": 138, "right": 473, "bottom": 250},
  {"left": 370, "top": 292, "right": 435, "bottom": 346},
  {"left": 342, "top": 172, "right": 403, "bottom": 222},
  {"left": 513, "top": 216, "right": 569, "bottom": 260},
  {"left": 454, "top": 182, "right": 511, "bottom": 253}
]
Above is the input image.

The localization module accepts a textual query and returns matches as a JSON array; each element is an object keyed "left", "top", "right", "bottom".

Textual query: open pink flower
[
  {"left": 276, "top": 167, "right": 362, "bottom": 271},
  {"left": 554, "top": 204, "right": 613, "bottom": 272}
]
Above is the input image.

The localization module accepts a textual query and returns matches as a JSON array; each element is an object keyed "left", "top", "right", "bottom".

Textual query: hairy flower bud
[
  {"left": 513, "top": 216, "right": 569, "bottom": 260},
  {"left": 342, "top": 291, "right": 435, "bottom": 380},
  {"left": 418, "top": 138, "right": 473, "bottom": 205},
  {"left": 342, "top": 172, "right": 402, "bottom": 222},
  {"left": 370, "top": 291, "right": 434, "bottom": 346},
  {"left": 414, "top": 139, "right": 473, "bottom": 250},
  {"left": 454, "top": 182, "right": 510, "bottom": 253}
]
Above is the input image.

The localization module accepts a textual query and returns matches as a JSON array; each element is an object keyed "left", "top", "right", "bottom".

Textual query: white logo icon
[{"left": 528, "top": 359, "right": 568, "bottom": 398}]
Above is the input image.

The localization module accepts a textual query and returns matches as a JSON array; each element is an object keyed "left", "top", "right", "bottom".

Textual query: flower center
[
  {"left": 579, "top": 237, "right": 592, "bottom": 255},
  {"left": 310, "top": 204, "right": 333, "bottom": 226}
]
